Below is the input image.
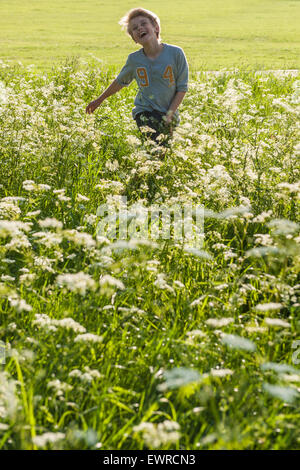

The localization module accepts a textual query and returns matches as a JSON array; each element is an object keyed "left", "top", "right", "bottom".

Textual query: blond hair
[{"left": 119, "top": 8, "right": 161, "bottom": 41}]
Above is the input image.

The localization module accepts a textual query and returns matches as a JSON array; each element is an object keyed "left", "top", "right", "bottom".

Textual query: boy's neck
[{"left": 142, "top": 39, "right": 163, "bottom": 59}]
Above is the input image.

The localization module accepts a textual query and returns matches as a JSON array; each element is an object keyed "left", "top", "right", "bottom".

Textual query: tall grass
[{"left": 0, "top": 59, "right": 299, "bottom": 449}]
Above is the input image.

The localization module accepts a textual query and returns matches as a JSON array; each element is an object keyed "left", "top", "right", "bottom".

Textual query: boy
[{"left": 86, "top": 8, "right": 188, "bottom": 144}]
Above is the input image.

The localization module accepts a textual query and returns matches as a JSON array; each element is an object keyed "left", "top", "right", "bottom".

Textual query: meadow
[
  {"left": 0, "top": 0, "right": 300, "bottom": 71},
  {"left": 0, "top": 57, "right": 299, "bottom": 449},
  {"left": 0, "top": 0, "right": 300, "bottom": 452}
]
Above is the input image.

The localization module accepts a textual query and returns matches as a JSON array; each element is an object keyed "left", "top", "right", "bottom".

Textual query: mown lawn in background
[{"left": 0, "top": 0, "right": 299, "bottom": 71}]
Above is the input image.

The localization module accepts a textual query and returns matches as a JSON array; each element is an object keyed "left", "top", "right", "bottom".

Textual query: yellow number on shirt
[
  {"left": 137, "top": 67, "right": 149, "bottom": 87},
  {"left": 163, "top": 65, "right": 175, "bottom": 85}
]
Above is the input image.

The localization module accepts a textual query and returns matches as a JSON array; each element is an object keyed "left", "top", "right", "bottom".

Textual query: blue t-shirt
[{"left": 116, "top": 43, "right": 189, "bottom": 120}]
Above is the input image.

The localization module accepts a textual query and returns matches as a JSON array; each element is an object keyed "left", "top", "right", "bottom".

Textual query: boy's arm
[
  {"left": 86, "top": 79, "right": 123, "bottom": 114},
  {"left": 165, "top": 91, "right": 186, "bottom": 124}
]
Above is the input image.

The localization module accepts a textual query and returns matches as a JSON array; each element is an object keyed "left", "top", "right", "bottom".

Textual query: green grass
[
  {"left": 0, "top": 0, "right": 300, "bottom": 71},
  {"left": 0, "top": 59, "right": 299, "bottom": 449}
]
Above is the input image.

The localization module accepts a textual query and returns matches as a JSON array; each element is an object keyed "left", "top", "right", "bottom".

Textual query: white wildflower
[
  {"left": 0, "top": 372, "right": 18, "bottom": 419},
  {"left": 76, "top": 193, "right": 90, "bottom": 202},
  {"left": 189, "top": 297, "right": 204, "bottom": 308},
  {"left": 214, "top": 283, "right": 228, "bottom": 291},
  {"left": 4, "top": 233, "right": 31, "bottom": 251},
  {"left": 9, "top": 297, "right": 32, "bottom": 312},
  {"left": 26, "top": 210, "right": 41, "bottom": 217},
  {"left": 206, "top": 317, "right": 234, "bottom": 328},
  {"left": 0, "top": 81, "right": 8, "bottom": 105},
  {"left": 222, "top": 80, "right": 245, "bottom": 111},
  {"left": 245, "top": 326, "right": 267, "bottom": 334},
  {"left": 80, "top": 369, "right": 102, "bottom": 383},
  {"left": 37, "top": 184, "right": 51, "bottom": 191},
  {"left": 0, "top": 220, "right": 31, "bottom": 237},
  {"left": 133, "top": 420, "right": 180, "bottom": 449},
  {"left": 261, "top": 362, "right": 298, "bottom": 375},
  {"left": 74, "top": 333, "right": 103, "bottom": 344},
  {"left": 2, "top": 258, "right": 15, "bottom": 264},
  {"left": 264, "top": 318, "right": 291, "bottom": 328},
  {"left": 281, "top": 374, "right": 300, "bottom": 383},
  {"left": 210, "top": 368, "right": 234, "bottom": 377},
  {"left": 63, "top": 229, "right": 96, "bottom": 248},
  {"left": 272, "top": 98, "right": 294, "bottom": 113},
  {"left": 19, "top": 272, "right": 37, "bottom": 285},
  {"left": 254, "top": 302, "right": 283, "bottom": 312},
  {"left": 157, "top": 367, "right": 201, "bottom": 391},
  {"left": 263, "top": 383, "right": 298, "bottom": 403},
  {"left": 84, "top": 366, "right": 102, "bottom": 378},
  {"left": 34, "top": 256, "right": 56, "bottom": 272},
  {"left": 33, "top": 314, "right": 57, "bottom": 332},
  {"left": 69, "top": 369, "right": 82, "bottom": 379},
  {"left": 33, "top": 432, "right": 65, "bottom": 448},
  {"left": 183, "top": 247, "right": 212, "bottom": 259},
  {"left": 53, "top": 318, "right": 86, "bottom": 333},
  {"left": 253, "top": 233, "right": 273, "bottom": 246},
  {"left": 56, "top": 192, "right": 71, "bottom": 202},
  {"left": 23, "top": 180, "right": 51, "bottom": 192},
  {"left": 221, "top": 334, "right": 256, "bottom": 352},
  {"left": 1, "top": 275, "right": 15, "bottom": 282},
  {"left": 245, "top": 244, "right": 283, "bottom": 258},
  {"left": 126, "top": 135, "right": 141, "bottom": 146},
  {"left": 22, "top": 180, "right": 36, "bottom": 191},
  {"left": 173, "top": 280, "right": 185, "bottom": 289},
  {"left": 153, "top": 273, "right": 174, "bottom": 293},
  {"left": 83, "top": 214, "right": 97, "bottom": 225},
  {"left": 277, "top": 182, "right": 300, "bottom": 194},
  {"left": 105, "top": 159, "right": 119, "bottom": 171},
  {"left": 252, "top": 210, "right": 273, "bottom": 223},
  {"left": 0, "top": 200, "right": 21, "bottom": 219},
  {"left": 268, "top": 219, "right": 299, "bottom": 236},
  {"left": 38, "top": 218, "right": 63, "bottom": 230},
  {"left": 218, "top": 205, "right": 251, "bottom": 219},
  {"left": 56, "top": 272, "right": 96, "bottom": 295},
  {"left": 95, "top": 180, "right": 124, "bottom": 193},
  {"left": 99, "top": 274, "right": 125, "bottom": 290},
  {"left": 47, "top": 379, "right": 72, "bottom": 396},
  {"left": 186, "top": 329, "right": 206, "bottom": 339},
  {"left": 293, "top": 142, "right": 300, "bottom": 155}
]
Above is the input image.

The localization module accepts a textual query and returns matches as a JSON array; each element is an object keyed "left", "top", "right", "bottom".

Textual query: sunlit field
[
  {"left": 0, "top": 58, "right": 299, "bottom": 449},
  {"left": 0, "top": 0, "right": 299, "bottom": 70}
]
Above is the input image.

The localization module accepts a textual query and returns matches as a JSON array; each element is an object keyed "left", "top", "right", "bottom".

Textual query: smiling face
[{"left": 129, "top": 15, "right": 160, "bottom": 44}]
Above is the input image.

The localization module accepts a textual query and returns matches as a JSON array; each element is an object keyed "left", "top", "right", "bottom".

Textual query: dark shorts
[{"left": 134, "top": 110, "right": 172, "bottom": 144}]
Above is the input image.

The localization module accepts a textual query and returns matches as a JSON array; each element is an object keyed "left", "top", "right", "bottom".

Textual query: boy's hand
[
  {"left": 164, "top": 111, "right": 173, "bottom": 125},
  {"left": 164, "top": 111, "right": 175, "bottom": 136},
  {"left": 86, "top": 98, "right": 101, "bottom": 114}
]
